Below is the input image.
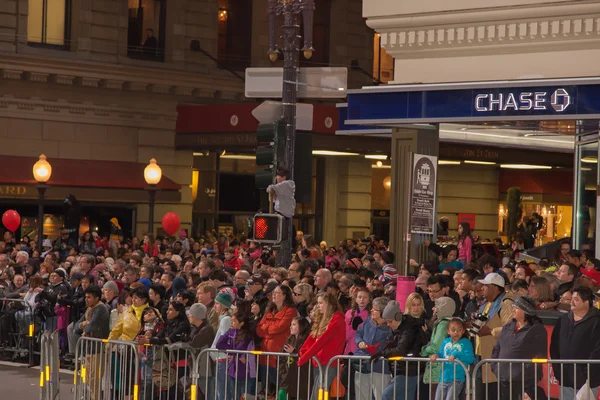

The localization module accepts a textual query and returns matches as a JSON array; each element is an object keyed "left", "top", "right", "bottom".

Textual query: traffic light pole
[{"left": 278, "top": 5, "right": 300, "bottom": 268}]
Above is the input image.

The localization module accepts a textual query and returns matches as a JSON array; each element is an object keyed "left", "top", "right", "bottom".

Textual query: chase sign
[
  {"left": 474, "top": 88, "right": 571, "bottom": 113},
  {"left": 344, "top": 81, "right": 600, "bottom": 124}
]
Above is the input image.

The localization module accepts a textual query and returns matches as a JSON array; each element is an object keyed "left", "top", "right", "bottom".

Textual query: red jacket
[
  {"left": 225, "top": 257, "right": 243, "bottom": 271},
  {"left": 256, "top": 305, "right": 298, "bottom": 367},
  {"left": 298, "top": 311, "right": 346, "bottom": 367}
]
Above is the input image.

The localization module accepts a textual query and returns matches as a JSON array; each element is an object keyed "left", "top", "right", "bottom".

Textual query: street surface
[{"left": 0, "top": 363, "right": 74, "bottom": 399}]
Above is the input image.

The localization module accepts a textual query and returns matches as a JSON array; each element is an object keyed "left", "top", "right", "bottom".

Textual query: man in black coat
[
  {"left": 550, "top": 286, "right": 600, "bottom": 398},
  {"left": 373, "top": 300, "right": 423, "bottom": 400}
]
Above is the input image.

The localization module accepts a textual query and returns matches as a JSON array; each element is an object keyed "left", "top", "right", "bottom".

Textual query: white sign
[
  {"left": 251, "top": 101, "right": 314, "bottom": 131},
  {"left": 245, "top": 67, "right": 348, "bottom": 99}
]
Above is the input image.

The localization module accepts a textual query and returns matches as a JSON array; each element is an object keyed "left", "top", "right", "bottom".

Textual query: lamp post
[
  {"left": 32, "top": 154, "right": 52, "bottom": 254},
  {"left": 267, "top": 0, "right": 314, "bottom": 266},
  {"left": 144, "top": 158, "right": 162, "bottom": 235}
]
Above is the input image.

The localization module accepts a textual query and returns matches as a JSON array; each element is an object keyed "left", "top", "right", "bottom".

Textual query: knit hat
[
  {"left": 71, "top": 272, "right": 84, "bottom": 281},
  {"left": 103, "top": 280, "right": 119, "bottom": 294},
  {"left": 215, "top": 292, "right": 232, "bottom": 309},
  {"left": 172, "top": 276, "right": 187, "bottom": 296},
  {"left": 179, "top": 229, "right": 187, "bottom": 238},
  {"left": 189, "top": 303, "right": 207, "bottom": 320},
  {"left": 382, "top": 300, "right": 403, "bottom": 322},
  {"left": 42, "top": 239, "right": 52, "bottom": 248},
  {"left": 139, "top": 278, "right": 152, "bottom": 291},
  {"left": 345, "top": 258, "right": 361, "bottom": 270},
  {"left": 514, "top": 295, "right": 537, "bottom": 316},
  {"left": 55, "top": 268, "right": 67, "bottom": 280},
  {"left": 434, "top": 297, "right": 456, "bottom": 318}
]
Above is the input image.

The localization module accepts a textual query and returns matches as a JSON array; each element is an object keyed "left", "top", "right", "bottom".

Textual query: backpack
[{"left": 151, "top": 347, "right": 178, "bottom": 389}]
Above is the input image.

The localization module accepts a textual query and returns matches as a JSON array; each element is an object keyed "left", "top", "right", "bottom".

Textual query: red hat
[
  {"left": 114, "top": 280, "right": 125, "bottom": 294},
  {"left": 346, "top": 258, "right": 361, "bottom": 270},
  {"left": 581, "top": 267, "right": 600, "bottom": 286}
]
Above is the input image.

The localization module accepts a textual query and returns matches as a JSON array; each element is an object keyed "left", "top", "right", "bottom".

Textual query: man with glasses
[
  {"left": 287, "top": 261, "right": 304, "bottom": 282},
  {"left": 425, "top": 275, "right": 445, "bottom": 319}
]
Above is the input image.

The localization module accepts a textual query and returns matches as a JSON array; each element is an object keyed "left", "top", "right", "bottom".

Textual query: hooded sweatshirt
[
  {"left": 421, "top": 297, "right": 456, "bottom": 361},
  {"left": 550, "top": 307, "right": 600, "bottom": 390},
  {"left": 266, "top": 180, "right": 296, "bottom": 218},
  {"left": 171, "top": 276, "right": 187, "bottom": 299}
]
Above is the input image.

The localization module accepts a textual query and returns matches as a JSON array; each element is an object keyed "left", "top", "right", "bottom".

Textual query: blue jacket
[
  {"left": 354, "top": 316, "right": 392, "bottom": 373},
  {"left": 437, "top": 337, "right": 474, "bottom": 383}
]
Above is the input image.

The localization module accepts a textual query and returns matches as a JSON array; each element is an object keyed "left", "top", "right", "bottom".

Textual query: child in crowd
[
  {"left": 215, "top": 312, "right": 257, "bottom": 400},
  {"left": 279, "top": 317, "right": 311, "bottom": 400},
  {"left": 137, "top": 307, "right": 164, "bottom": 400},
  {"left": 345, "top": 288, "right": 371, "bottom": 354},
  {"left": 430, "top": 317, "right": 475, "bottom": 400}
]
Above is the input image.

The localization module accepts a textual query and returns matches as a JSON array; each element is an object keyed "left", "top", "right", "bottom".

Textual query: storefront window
[{"left": 574, "top": 135, "right": 599, "bottom": 249}]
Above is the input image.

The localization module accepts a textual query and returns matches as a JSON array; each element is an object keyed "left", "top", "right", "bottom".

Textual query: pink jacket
[
  {"left": 344, "top": 307, "right": 369, "bottom": 355},
  {"left": 458, "top": 236, "right": 472, "bottom": 264}
]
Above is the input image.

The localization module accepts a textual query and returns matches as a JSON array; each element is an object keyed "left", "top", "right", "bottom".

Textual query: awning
[{"left": 0, "top": 156, "right": 180, "bottom": 190}]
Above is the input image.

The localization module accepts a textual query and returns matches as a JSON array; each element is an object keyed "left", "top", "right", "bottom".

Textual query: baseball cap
[
  {"left": 247, "top": 274, "right": 264, "bottom": 286},
  {"left": 478, "top": 272, "right": 505, "bottom": 288}
]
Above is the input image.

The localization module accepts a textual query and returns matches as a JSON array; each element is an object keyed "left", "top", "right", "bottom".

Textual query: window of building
[
  {"left": 27, "top": 0, "right": 71, "bottom": 49},
  {"left": 127, "top": 0, "right": 167, "bottom": 62},
  {"left": 299, "top": 0, "right": 330, "bottom": 67},
  {"left": 217, "top": 0, "right": 252, "bottom": 70},
  {"left": 373, "top": 33, "right": 394, "bottom": 83}
]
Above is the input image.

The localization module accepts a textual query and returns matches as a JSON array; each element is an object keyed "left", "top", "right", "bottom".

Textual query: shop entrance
[{"left": 342, "top": 79, "right": 600, "bottom": 271}]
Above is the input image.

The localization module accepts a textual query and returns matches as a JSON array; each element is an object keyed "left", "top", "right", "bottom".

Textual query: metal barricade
[
  {"left": 73, "top": 337, "right": 140, "bottom": 400},
  {"left": 40, "top": 331, "right": 60, "bottom": 400},
  {"left": 324, "top": 355, "right": 471, "bottom": 400},
  {"left": 192, "top": 348, "right": 323, "bottom": 400},
  {"left": 0, "top": 297, "right": 39, "bottom": 366},
  {"left": 73, "top": 337, "right": 198, "bottom": 400},
  {"left": 472, "top": 358, "right": 600, "bottom": 400}
]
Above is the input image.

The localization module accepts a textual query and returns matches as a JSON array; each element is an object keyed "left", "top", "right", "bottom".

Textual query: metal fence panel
[
  {"left": 192, "top": 349, "right": 323, "bottom": 400},
  {"left": 323, "top": 355, "right": 471, "bottom": 400},
  {"left": 39, "top": 332, "right": 60, "bottom": 400},
  {"left": 472, "top": 358, "right": 600, "bottom": 400},
  {"left": 0, "top": 297, "right": 40, "bottom": 366}
]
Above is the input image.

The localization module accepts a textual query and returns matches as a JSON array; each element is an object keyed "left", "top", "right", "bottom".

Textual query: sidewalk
[{"left": 0, "top": 362, "right": 74, "bottom": 400}]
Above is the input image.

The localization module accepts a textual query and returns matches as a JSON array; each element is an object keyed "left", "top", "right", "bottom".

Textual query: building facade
[{"left": 0, "top": 0, "right": 376, "bottom": 241}]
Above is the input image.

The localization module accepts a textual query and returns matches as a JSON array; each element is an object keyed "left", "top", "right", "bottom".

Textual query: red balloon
[
  {"left": 2, "top": 210, "right": 21, "bottom": 232},
  {"left": 161, "top": 212, "right": 181, "bottom": 236}
]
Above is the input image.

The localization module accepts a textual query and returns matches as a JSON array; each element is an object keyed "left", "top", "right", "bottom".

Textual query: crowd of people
[{"left": 0, "top": 224, "right": 599, "bottom": 400}]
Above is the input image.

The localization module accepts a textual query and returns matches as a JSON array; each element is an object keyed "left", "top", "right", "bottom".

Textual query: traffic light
[
  {"left": 253, "top": 213, "right": 283, "bottom": 244},
  {"left": 255, "top": 120, "right": 285, "bottom": 189}
]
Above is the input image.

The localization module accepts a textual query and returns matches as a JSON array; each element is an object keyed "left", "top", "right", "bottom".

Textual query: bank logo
[{"left": 551, "top": 88, "right": 570, "bottom": 112}]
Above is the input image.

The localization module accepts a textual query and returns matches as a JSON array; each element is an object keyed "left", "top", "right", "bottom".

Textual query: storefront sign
[
  {"left": 0, "top": 185, "right": 28, "bottom": 196},
  {"left": 410, "top": 154, "right": 437, "bottom": 235},
  {"left": 346, "top": 82, "right": 600, "bottom": 123},
  {"left": 457, "top": 213, "right": 476, "bottom": 230}
]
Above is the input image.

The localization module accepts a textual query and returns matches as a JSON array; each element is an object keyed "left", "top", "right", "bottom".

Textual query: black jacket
[
  {"left": 491, "top": 319, "right": 547, "bottom": 382},
  {"left": 550, "top": 307, "right": 600, "bottom": 390},
  {"left": 380, "top": 315, "right": 425, "bottom": 376},
  {"left": 57, "top": 285, "right": 85, "bottom": 322},
  {"left": 149, "top": 316, "right": 191, "bottom": 346},
  {"left": 36, "top": 282, "right": 69, "bottom": 318}
]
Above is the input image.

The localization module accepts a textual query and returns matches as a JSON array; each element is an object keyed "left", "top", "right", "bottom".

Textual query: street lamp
[
  {"left": 32, "top": 154, "right": 52, "bottom": 254},
  {"left": 144, "top": 158, "right": 162, "bottom": 235}
]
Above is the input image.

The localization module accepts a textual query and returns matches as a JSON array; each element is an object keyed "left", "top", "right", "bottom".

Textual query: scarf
[
  {"left": 132, "top": 303, "right": 149, "bottom": 321},
  {"left": 85, "top": 301, "right": 104, "bottom": 322}
]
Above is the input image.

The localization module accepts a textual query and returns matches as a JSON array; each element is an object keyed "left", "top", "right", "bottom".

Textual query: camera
[{"left": 468, "top": 312, "right": 488, "bottom": 338}]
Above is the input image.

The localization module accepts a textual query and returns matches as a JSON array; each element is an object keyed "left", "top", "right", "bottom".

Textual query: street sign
[
  {"left": 245, "top": 67, "right": 348, "bottom": 99},
  {"left": 252, "top": 101, "right": 314, "bottom": 131}
]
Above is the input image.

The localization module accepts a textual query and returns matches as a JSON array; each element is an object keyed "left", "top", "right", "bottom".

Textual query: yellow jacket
[{"left": 108, "top": 305, "right": 147, "bottom": 341}]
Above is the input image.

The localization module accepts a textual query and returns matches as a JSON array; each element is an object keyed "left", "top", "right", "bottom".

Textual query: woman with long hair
[
  {"left": 256, "top": 284, "right": 298, "bottom": 396},
  {"left": 208, "top": 293, "right": 233, "bottom": 400},
  {"left": 80, "top": 231, "right": 97, "bottom": 255},
  {"left": 457, "top": 222, "right": 473, "bottom": 265},
  {"left": 298, "top": 292, "right": 346, "bottom": 400},
  {"left": 528, "top": 276, "right": 557, "bottom": 310},
  {"left": 345, "top": 288, "right": 371, "bottom": 354}
]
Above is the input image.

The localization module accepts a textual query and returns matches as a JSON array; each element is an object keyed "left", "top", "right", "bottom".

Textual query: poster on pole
[{"left": 410, "top": 154, "right": 438, "bottom": 234}]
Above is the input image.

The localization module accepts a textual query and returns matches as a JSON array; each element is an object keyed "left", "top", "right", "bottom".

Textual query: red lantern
[
  {"left": 2, "top": 210, "right": 21, "bottom": 232},
  {"left": 161, "top": 212, "right": 181, "bottom": 236}
]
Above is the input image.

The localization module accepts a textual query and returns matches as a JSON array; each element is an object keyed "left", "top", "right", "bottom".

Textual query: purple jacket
[{"left": 215, "top": 328, "right": 257, "bottom": 379}]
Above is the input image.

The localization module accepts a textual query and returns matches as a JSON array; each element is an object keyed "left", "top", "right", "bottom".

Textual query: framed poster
[{"left": 410, "top": 154, "right": 438, "bottom": 234}]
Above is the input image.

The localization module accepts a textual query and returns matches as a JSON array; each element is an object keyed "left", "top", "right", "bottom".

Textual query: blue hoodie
[{"left": 437, "top": 337, "right": 474, "bottom": 383}]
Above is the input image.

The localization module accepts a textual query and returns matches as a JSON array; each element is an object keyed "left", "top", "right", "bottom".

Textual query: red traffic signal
[{"left": 253, "top": 213, "right": 283, "bottom": 244}]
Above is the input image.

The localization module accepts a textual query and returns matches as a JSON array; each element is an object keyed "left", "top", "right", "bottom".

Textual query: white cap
[{"left": 478, "top": 272, "right": 505, "bottom": 288}]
